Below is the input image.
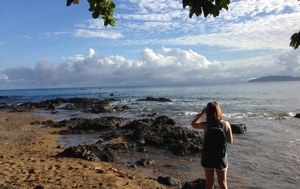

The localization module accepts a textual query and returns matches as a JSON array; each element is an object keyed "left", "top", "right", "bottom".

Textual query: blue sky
[{"left": 0, "top": 0, "right": 300, "bottom": 89}]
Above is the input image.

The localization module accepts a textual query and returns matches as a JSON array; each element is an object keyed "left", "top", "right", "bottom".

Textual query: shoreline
[{"left": 0, "top": 112, "right": 171, "bottom": 189}]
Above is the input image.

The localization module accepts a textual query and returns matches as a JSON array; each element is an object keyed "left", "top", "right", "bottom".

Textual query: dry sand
[{"left": 0, "top": 112, "right": 172, "bottom": 189}]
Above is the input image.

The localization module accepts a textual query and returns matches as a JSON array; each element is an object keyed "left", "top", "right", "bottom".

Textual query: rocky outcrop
[
  {"left": 181, "top": 178, "right": 206, "bottom": 189},
  {"left": 231, "top": 124, "right": 247, "bottom": 134},
  {"left": 121, "top": 116, "right": 204, "bottom": 155},
  {"left": 53, "top": 115, "right": 204, "bottom": 159},
  {"left": 0, "top": 97, "right": 122, "bottom": 113},
  {"left": 137, "top": 97, "right": 172, "bottom": 102},
  {"left": 137, "top": 158, "right": 155, "bottom": 166},
  {"left": 30, "top": 120, "right": 57, "bottom": 127},
  {"left": 294, "top": 113, "right": 300, "bottom": 118},
  {"left": 91, "top": 100, "right": 114, "bottom": 113},
  {"left": 56, "top": 143, "right": 116, "bottom": 162},
  {"left": 57, "top": 117, "right": 127, "bottom": 131},
  {"left": 157, "top": 176, "right": 181, "bottom": 186},
  {"left": 0, "top": 102, "right": 40, "bottom": 112}
]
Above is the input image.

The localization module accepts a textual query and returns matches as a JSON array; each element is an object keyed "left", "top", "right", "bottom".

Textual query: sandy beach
[{"left": 0, "top": 112, "right": 171, "bottom": 189}]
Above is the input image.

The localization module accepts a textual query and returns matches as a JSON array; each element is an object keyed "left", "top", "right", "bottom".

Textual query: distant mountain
[{"left": 248, "top": 76, "right": 300, "bottom": 82}]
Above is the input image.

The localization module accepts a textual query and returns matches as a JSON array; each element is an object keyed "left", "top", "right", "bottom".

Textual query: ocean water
[{"left": 1, "top": 82, "right": 300, "bottom": 189}]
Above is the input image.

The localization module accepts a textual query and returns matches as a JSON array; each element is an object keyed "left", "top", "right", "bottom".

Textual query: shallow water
[
  {"left": 58, "top": 133, "right": 102, "bottom": 147},
  {"left": 227, "top": 118, "right": 300, "bottom": 189}
]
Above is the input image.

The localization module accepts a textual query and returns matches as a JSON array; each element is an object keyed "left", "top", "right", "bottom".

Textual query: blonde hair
[{"left": 206, "top": 101, "right": 223, "bottom": 124}]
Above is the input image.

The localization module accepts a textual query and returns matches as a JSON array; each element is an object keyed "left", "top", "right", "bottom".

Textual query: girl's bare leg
[
  {"left": 204, "top": 168, "right": 215, "bottom": 189},
  {"left": 216, "top": 168, "right": 228, "bottom": 189}
]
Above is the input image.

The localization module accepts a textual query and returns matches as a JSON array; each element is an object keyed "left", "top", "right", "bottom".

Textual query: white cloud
[
  {"left": 67, "top": 0, "right": 299, "bottom": 51},
  {"left": 126, "top": 0, "right": 182, "bottom": 13},
  {"left": 2, "top": 47, "right": 298, "bottom": 89},
  {"left": 276, "top": 50, "right": 300, "bottom": 76},
  {"left": 222, "top": 0, "right": 298, "bottom": 19},
  {"left": 121, "top": 11, "right": 300, "bottom": 50},
  {"left": 73, "top": 29, "right": 123, "bottom": 39},
  {"left": 43, "top": 31, "right": 70, "bottom": 37},
  {"left": 121, "top": 13, "right": 173, "bottom": 21}
]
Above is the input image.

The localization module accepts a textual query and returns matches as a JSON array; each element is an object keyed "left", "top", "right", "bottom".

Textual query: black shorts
[{"left": 201, "top": 156, "right": 228, "bottom": 170}]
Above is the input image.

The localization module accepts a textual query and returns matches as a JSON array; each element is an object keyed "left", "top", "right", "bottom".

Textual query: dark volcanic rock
[
  {"left": 136, "top": 158, "right": 155, "bottom": 166},
  {"left": 64, "top": 103, "right": 78, "bottom": 110},
  {"left": 58, "top": 117, "right": 126, "bottom": 131},
  {"left": 0, "top": 102, "right": 38, "bottom": 112},
  {"left": 62, "top": 98, "right": 118, "bottom": 112},
  {"left": 122, "top": 116, "right": 204, "bottom": 155},
  {"left": 0, "top": 97, "right": 122, "bottom": 114},
  {"left": 181, "top": 178, "right": 206, "bottom": 189},
  {"left": 106, "top": 142, "right": 134, "bottom": 151},
  {"left": 56, "top": 143, "right": 116, "bottom": 162},
  {"left": 294, "top": 113, "right": 300, "bottom": 118},
  {"left": 91, "top": 100, "right": 114, "bottom": 113},
  {"left": 154, "top": 115, "right": 176, "bottom": 125},
  {"left": 157, "top": 176, "right": 181, "bottom": 186},
  {"left": 121, "top": 118, "right": 153, "bottom": 130},
  {"left": 113, "top": 105, "right": 130, "bottom": 111},
  {"left": 137, "top": 96, "right": 172, "bottom": 102},
  {"left": 30, "top": 120, "right": 57, "bottom": 127},
  {"left": 231, "top": 124, "right": 247, "bottom": 134}
]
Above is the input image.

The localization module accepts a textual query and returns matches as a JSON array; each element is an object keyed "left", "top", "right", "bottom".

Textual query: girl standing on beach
[{"left": 191, "top": 102, "right": 233, "bottom": 189}]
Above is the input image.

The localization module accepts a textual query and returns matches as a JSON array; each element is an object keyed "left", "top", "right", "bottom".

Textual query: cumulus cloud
[
  {"left": 2, "top": 47, "right": 296, "bottom": 89},
  {"left": 276, "top": 50, "right": 300, "bottom": 76}
]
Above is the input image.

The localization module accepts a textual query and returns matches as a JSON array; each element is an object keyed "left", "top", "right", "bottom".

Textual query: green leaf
[
  {"left": 92, "top": 11, "right": 100, "bottom": 18},
  {"left": 88, "top": 1, "right": 96, "bottom": 11},
  {"left": 215, "top": 0, "right": 221, "bottom": 6},
  {"left": 66, "top": 0, "right": 74, "bottom": 6},
  {"left": 290, "top": 31, "right": 300, "bottom": 49},
  {"left": 109, "top": 19, "right": 116, "bottom": 26},
  {"left": 183, "top": 0, "right": 191, "bottom": 8},
  {"left": 195, "top": 6, "right": 202, "bottom": 17},
  {"left": 202, "top": 1, "right": 214, "bottom": 17},
  {"left": 100, "top": 9, "right": 106, "bottom": 16},
  {"left": 189, "top": 7, "right": 195, "bottom": 18},
  {"left": 212, "top": 6, "right": 220, "bottom": 17},
  {"left": 104, "top": 19, "right": 109, "bottom": 27},
  {"left": 222, "top": 3, "right": 229, "bottom": 10},
  {"left": 106, "top": 1, "right": 116, "bottom": 9},
  {"left": 225, "top": 0, "right": 231, "bottom": 4},
  {"left": 66, "top": 0, "right": 80, "bottom": 6}
]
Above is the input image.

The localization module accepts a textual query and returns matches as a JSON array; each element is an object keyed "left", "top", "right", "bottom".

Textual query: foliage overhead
[
  {"left": 67, "top": 0, "right": 299, "bottom": 49},
  {"left": 290, "top": 31, "right": 300, "bottom": 49},
  {"left": 183, "top": 0, "right": 230, "bottom": 18},
  {"left": 67, "top": 0, "right": 116, "bottom": 27}
]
